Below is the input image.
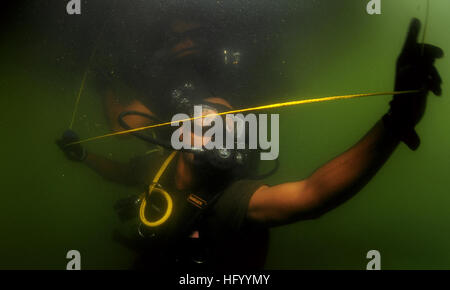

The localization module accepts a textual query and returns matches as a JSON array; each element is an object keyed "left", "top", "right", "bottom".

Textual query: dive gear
[
  {"left": 118, "top": 79, "right": 256, "bottom": 180},
  {"left": 118, "top": 101, "right": 278, "bottom": 181},
  {"left": 113, "top": 54, "right": 276, "bottom": 263},
  {"left": 114, "top": 148, "right": 231, "bottom": 268},
  {"left": 117, "top": 106, "right": 251, "bottom": 175},
  {"left": 114, "top": 194, "right": 142, "bottom": 222},
  {"left": 139, "top": 151, "right": 177, "bottom": 228}
]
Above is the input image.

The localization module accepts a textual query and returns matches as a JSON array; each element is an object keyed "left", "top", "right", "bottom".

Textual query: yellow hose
[{"left": 139, "top": 151, "right": 178, "bottom": 227}]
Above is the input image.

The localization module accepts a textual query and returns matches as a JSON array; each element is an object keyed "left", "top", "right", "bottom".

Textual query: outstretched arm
[
  {"left": 57, "top": 96, "right": 158, "bottom": 187},
  {"left": 83, "top": 152, "right": 139, "bottom": 186},
  {"left": 56, "top": 130, "right": 140, "bottom": 186},
  {"left": 248, "top": 119, "right": 398, "bottom": 226},
  {"left": 247, "top": 18, "right": 443, "bottom": 227}
]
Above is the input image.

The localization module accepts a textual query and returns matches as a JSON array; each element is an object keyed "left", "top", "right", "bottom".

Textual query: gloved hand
[
  {"left": 384, "top": 18, "right": 444, "bottom": 150},
  {"left": 56, "top": 130, "right": 87, "bottom": 162}
]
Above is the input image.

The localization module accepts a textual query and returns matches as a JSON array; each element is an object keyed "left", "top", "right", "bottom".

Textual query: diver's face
[{"left": 169, "top": 20, "right": 203, "bottom": 58}]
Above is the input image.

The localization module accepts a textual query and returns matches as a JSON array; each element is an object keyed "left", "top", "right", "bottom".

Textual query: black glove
[
  {"left": 384, "top": 18, "right": 444, "bottom": 150},
  {"left": 56, "top": 130, "right": 87, "bottom": 162}
]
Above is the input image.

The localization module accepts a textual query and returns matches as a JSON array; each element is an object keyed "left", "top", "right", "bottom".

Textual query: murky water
[{"left": 1, "top": 0, "right": 449, "bottom": 269}]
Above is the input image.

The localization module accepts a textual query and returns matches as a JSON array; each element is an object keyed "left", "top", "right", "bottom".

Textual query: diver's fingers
[
  {"left": 430, "top": 65, "right": 443, "bottom": 84},
  {"left": 428, "top": 78, "right": 442, "bottom": 97},
  {"left": 403, "top": 18, "right": 421, "bottom": 50},
  {"left": 428, "top": 66, "right": 443, "bottom": 96},
  {"left": 422, "top": 44, "right": 444, "bottom": 59}
]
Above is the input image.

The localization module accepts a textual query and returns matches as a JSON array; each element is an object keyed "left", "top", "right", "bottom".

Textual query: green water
[{"left": 1, "top": 0, "right": 449, "bottom": 269}]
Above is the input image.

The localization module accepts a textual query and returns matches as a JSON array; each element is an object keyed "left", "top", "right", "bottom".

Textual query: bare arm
[
  {"left": 83, "top": 152, "right": 139, "bottom": 186},
  {"left": 247, "top": 18, "right": 443, "bottom": 227},
  {"left": 247, "top": 119, "right": 399, "bottom": 226}
]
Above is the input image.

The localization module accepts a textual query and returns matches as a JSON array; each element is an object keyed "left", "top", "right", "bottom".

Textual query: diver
[{"left": 57, "top": 17, "right": 443, "bottom": 270}]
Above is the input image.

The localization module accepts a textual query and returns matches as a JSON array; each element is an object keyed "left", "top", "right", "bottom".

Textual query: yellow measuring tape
[
  {"left": 68, "top": 90, "right": 420, "bottom": 146},
  {"left": 139, "top": 151, "right": 178, "bottom": 227}
]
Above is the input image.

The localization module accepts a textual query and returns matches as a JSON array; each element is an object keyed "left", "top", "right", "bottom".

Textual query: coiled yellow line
[{"left": 139, "top": 151, "right": 178, "bottom": 227}]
